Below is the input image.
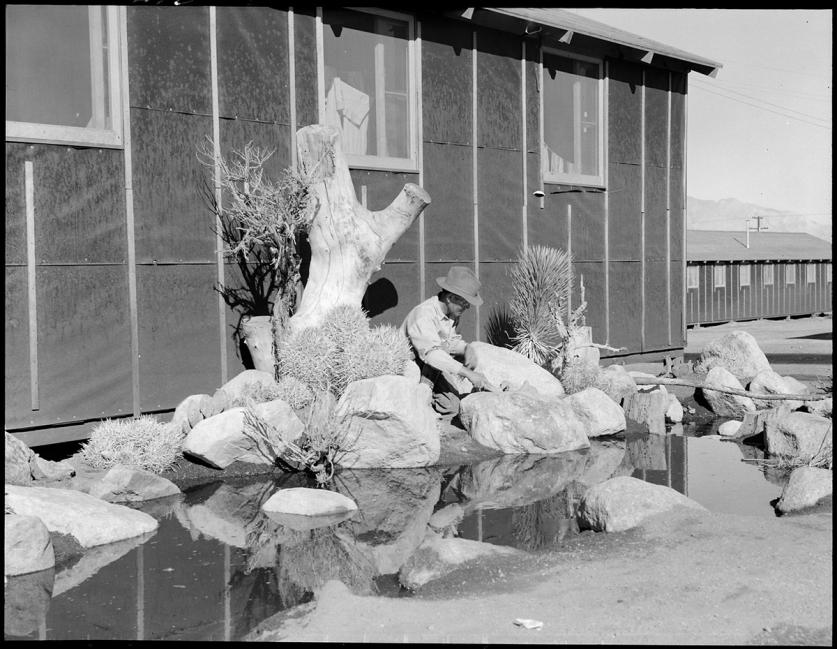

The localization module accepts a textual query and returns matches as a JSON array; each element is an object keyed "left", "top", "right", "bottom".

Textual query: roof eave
[{"left": 469, "top": 8, "right": 722, "bottom": 77}]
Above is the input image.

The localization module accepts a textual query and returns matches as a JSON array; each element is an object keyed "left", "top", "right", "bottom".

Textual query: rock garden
[{"left": 5, "top": 126, "right": 832, "bottom": 641}]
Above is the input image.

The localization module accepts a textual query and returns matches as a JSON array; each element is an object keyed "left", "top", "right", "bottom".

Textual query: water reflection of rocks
[{"left": 6, "top": 429, "right": 789, "bottom": 641}]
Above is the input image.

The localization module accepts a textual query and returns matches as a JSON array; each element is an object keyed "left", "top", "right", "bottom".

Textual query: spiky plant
[
  {"left": 320, "top": 304, "right": 371, "bottom": 351},
  {"left": 80, "top": 415, "right": 182, "bottom": 473},
  {"left": 275, "top": 375, "right": 315, "bottom": 410},
  {"left": 276, "top": 326, "right": 338, "bottom": 393},
  {"left": 331, "top": 324, "right": 413, "bottom": 395},
  {"left": 508, "top": 245, "right": 573, "bottom": 367}
]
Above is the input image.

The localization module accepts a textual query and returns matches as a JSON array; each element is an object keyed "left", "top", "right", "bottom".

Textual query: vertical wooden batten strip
[
  {"left": 520, "top": 40, "right": 528, "bottom": 249},
  {"left": 666, "top": 71, "right": 672, "bottom": 346},
  {"left": 640, "top": 69, "right": 646, "bottom": 351},
  {"left": 315, "top": 8, "right": 325, "bottom": 124},
  {"left": 472, "top": 29, "right": 480, "bottom": 340},
  {"left": 603, "top": 61, "right": 610, "bottom": 345},
  {"left": 288, "top": 8, "right": 297, "bottom": 170},
  {"left": 537, "top": 44, "right": 544, "bottom": 210},
  {"left": 24, "top": 160, "right": 39, "bottom": 411},
  {"left": 417, "top": 20, "right": 426, "bottom": 300},
  {"left": 682, "top": 76, "right": 689, "bottom": 341},
  {"left": 120, "top": 6, "right": 141, "bottom": 416},
  {"left": 209, "top": 7, "right": 227, "bottom": 385}
]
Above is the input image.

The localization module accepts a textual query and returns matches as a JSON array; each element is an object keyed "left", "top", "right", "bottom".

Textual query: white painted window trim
[
  {"left": 686, "top": 265, "right": 699, "bottom": 289},
  {"left": 5, "top": 6, "right": 124, "bottom": 149},
  {"left": 713, "top": 265, "right": 726, "bottom": 288},
  {"left": 739, "top": 263, "right": 751, "bottom": 287},
  {"left": 540, "top": 48, "right": 605, "bottom": 188},
  {"left": 785, "top": 262, "right": 796, "bottom": 285},
  {"left": 763, "top": 263, "right": 774, "bottom": 285},
  {"left": 827, "top": 263, "right": 832, "bottom": 284},
  {"left": 806, "top": 263, "right": 817, "bottom": 283},
  {"left": 317, "top": 6, "right": 419, "bottom": 173}
]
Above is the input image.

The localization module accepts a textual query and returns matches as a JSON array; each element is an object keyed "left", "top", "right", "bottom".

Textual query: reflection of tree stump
[{"left": 287, "top": 125, "right": 431, "bottom": 333}]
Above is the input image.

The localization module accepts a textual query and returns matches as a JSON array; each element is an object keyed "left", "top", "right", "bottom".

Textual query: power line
[
  {"left": 707, "top": 78, "right": 831, "bottom": 102},
  {"left": 719, "top": 57, "right": 832, "bottom": 80},
  {"left": 691, "top": 78, "right": 831, "bottom": 124},
  {"left": 691, "top": 83, "right": 832, "bottom": 129}
]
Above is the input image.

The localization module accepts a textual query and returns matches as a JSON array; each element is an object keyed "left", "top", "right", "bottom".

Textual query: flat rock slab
[
  {"left": 87, "top": 464, "right": 181, "bottom": 503},
  {"left": 262, "top": 487, "right": 358, "bottom": 518},
  {"left": 5, "top": 484, "right": 158, "bottom": 548},
  {"left": 578, "top": 475, "right": 706, "bottom": 533}
]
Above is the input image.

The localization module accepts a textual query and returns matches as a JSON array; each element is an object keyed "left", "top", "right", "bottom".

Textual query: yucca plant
[{"left": 507, "top": 245, "right": 583, "bottom": 367}]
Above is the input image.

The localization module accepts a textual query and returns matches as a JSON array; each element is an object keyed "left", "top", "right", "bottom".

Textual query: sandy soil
[{"left": 247, "top": 315, "right": 833, "bottom": 645}]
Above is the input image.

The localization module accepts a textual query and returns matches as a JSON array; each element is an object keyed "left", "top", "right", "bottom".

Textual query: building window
[
  {"left": 686, "top": 265, "right": 699, "bottom": 289},
  {"left": 5, "top": 5, "right": 123, "bottom": 148},
  {"left": 320, "top": 8, "right": 416, "bottom": 171},
  {"left": 827, "top": 263, "right": 832, "bottom": 284},
  {"left": 542, "top": 50, "right": 604, "bottom": 186},
  {"left": 786, "top": 263, "right": 796, "bottom": 285},
  {"left": 713, "top": 265, "right": 726, "bottom": 288},
  {"left": 806, "top": 263, "right": 817, "bottom": 283},
  {"left": 739, "top": 264, "right": 751, "bottom": 287},
  {"left": 763, "top": 264, "right": 774, "bottom": 285}
]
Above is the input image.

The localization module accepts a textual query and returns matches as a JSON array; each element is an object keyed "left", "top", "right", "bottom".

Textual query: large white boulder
[
  {"left": 764, "top": 411, "right": 833, "bottom": 463},
  {"left": 578, "top": 476, "right": 706, "bottom": 532},
  {"left": 334, "top": 375, "right": 440, "bottom": 469},
  {"left": 168, "top": 393, "right": 213, "bottom": 436},
  {"left": 699, "top": 330, "right": 771, "bottom": 383},
  {"left": 464, "top": 341, "right": 565, "bottom": 399},
  {"left": 749, "top": 369, "right": 809, "bottom": 410},
  {"left": 459, "top": 390, "right": 590, "bottom": 455},
  {"left": 775, "top": 466, "right": 833, "bottom": 514},
  {"left": 565, "top": 387, "right": 626, "bottom": 437},
  {"left": 5, "top": 485, "right": 158, "bottom": 548},
  {"left": 399, "top": 530, "right": 523, "bottom": 590},
  {"left": 182, "top": 401, "right": 304, "bottom": 469},
  {"left": 5, "top": 514, "right": 54, "bottom": 576},
  {"left": 700, "top": 366, "right": 756, "bottom": 418},
  {"left": 87, "top": 464, "right": 181, "bottom": 503}
]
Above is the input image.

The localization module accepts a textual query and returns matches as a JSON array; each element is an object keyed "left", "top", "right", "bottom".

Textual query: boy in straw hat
[{"left": 400, "top": 265, "right": 500, "bottom": 417}]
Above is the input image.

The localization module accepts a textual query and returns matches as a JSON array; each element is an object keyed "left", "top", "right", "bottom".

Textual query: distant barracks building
[
  {"left": 686, "top": 230, "right": 832, "bottom": 326},
  {"left": 6, "top": 7, "right": 724, "bottom": 445}
]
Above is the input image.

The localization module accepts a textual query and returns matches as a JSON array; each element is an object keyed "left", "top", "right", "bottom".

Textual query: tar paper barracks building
[
  {"left": 5, "top": 6, "right": 722, "bottom": 445},
  {"left": 686, "top": 230, "right": 832, "bottom": 327}
]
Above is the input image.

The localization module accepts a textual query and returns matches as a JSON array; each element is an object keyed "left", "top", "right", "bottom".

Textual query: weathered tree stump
[{"left": 287, "top": 125, "right": 431, "bottom": 332}]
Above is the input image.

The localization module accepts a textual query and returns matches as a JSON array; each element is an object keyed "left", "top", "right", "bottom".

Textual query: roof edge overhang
[{"left": 447, "top": 8, "right": 722, "bottom": 77}]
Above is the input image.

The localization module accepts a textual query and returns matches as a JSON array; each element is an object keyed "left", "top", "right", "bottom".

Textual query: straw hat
[{"left": 436, "top": 266, "right": 483, "bottom": 306}]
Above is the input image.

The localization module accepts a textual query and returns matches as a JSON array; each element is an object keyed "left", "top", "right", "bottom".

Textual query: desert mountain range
[{"left": 687, "top": 196, "right": 832, "bottom": 243}]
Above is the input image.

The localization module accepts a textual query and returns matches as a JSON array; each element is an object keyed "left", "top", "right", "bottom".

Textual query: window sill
[{"left": 6, "top": 121, "right": 123, "bottom": 149}]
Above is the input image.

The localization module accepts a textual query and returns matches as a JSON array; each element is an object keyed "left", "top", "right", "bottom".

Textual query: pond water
[{"left": 5, "top": 426, "right": 788, "bottom": 641}]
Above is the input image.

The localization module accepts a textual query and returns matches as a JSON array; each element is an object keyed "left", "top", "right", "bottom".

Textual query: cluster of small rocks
[{"left": 694, "top": 330, "right": 832, "bottom": 515}]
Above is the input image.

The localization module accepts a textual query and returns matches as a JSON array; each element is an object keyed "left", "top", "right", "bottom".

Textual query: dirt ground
[{"left": 248, "top": 315, "right": 833, "bottom": 645}]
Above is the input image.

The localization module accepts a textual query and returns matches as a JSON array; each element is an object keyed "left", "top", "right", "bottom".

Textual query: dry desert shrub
[{"left": 80, "top": 415, "right": 181, "bottom": 473}]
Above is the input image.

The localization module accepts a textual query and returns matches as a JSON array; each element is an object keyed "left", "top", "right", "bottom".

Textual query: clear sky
[{"left": 567, "top": 9, "right": 832, "bottom": 221}]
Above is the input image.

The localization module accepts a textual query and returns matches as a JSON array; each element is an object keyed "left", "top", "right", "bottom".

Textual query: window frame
[
  {"left": 713, "top": 264, "right": 726, "bottom": 289},
  {"left": 763, "top": 263, "right": 774, "bottom": 286},
  {"left": 785, "top": 262, "right": 796, "bottom": 285},
  {"left": 739, "top": 263, "right": 751, "bottom": 287},
  {"left": 686, "top": 265, "right": 699, "bottom": 290},
  {"left": 827, "top": 263, "right": 832, "bottom": 284},
  {"left": 5, "top": 5, "right": 124, "bottom": 149},
  {"left": 806, "top": 263, "right": 817, "bottom": 284},
  {"left": 540, "top": 48, "right": 606, "bottom": 187},
  {"left": 316, "top": 6, "right": 418, "bottom": 173}
]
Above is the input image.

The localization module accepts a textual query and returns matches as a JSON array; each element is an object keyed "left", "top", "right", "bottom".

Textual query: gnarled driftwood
[
  {"left": 633, "top": 376, "right": 830, "bottom": 401},
  {"left": 288, "top": 125, "right": 431, "bottom": 332}
]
